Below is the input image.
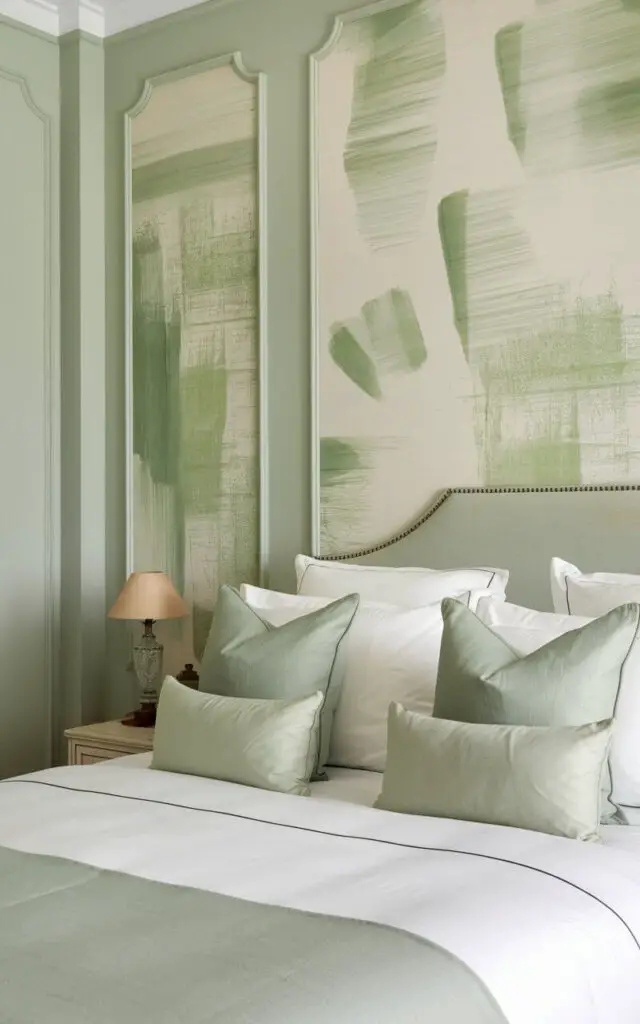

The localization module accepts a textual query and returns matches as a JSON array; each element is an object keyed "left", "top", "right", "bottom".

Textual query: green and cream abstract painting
[
  {"left": 313, "top": 0, "right": 640, "bottom": 555},
  {"left": 129, "top": 59, "right": 260, "bottom": 663}
]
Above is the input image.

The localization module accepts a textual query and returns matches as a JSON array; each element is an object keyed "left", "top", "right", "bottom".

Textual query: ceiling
[{"left": 0, "top": 0, "right": 232, "bottom": 36}]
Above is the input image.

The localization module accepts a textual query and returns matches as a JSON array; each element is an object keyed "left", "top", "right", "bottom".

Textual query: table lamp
[{"left": 108, "top": 571, "right": 189, "bottom": 727}]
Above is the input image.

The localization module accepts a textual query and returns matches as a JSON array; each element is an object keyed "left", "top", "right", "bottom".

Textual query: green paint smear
[
  {"left": 477, "top": 291, "right": 629, "bottom": 487},
  {"left": 133, "top": 139, "right": 255, "bottom": 203},
  {"left": 363, "top": 288, "right": 427, "bottom": 373},
  {"left": 320, "top": 438, "right": 365, "bottom": 488},
  {"left": 491, "top": 0, "right": 640, "bottom": 175},
  {"left": 329, "top": 321, "right": 382, "bottom": 399},
  {"left": 438, "top": 191, "right": 469, "bottom": 359},
  {"left": 330, "top": 288, "right": 426, "bottom": 395},
  {"left": 495, "top": 23, "right": 526, "bottom": 159},
  {"left": 180, "top": 361, "right": 228, "bottom": 518},
  {"left": 343, "top": 0, "right": 445, "bottom": 250},
  {"left": 578, "top": 77, "right": 640, "bottom": 165},
  {"left": 319, "top": 437, "right": 400, "bottom": 555},
  {"left": 132, "top": 221, "right": 185, "bottom": 593}
]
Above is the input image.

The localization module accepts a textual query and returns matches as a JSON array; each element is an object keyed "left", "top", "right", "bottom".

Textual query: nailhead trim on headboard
[{"left": 318, "top": 484, "right": 640, "bottom": 562}]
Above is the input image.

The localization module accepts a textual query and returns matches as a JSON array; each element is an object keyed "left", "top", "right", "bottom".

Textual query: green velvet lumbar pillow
[
  {"left": 152, "top": 676, "right": 324, "bottom": 796},
  {"left": 199, "top": 585, "right": 359, "bottom": 779},
  {"left": 375, "top": 703, "right": 613, "bottom": 841},
  {"left": 433, "top": 598, "right": 640, "bottom": 819}
]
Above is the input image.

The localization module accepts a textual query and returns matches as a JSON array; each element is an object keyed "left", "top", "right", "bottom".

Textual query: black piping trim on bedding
[{"left": 4, "top": 778, "right": 640, "bottom": 955}]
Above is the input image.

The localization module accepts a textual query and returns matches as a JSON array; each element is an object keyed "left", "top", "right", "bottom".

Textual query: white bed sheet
[
  {"left": 1, "top": 762, "right": 640, "bottom": 1024},
  {"left": 112, "top": 754, "right": 640, "bottom": 855}
]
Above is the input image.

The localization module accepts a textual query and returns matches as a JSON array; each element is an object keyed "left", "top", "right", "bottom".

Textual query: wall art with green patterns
[
  {"left": 311, "top": 0, "right": 640, "bottom": 556},
  {"left": 127, "top": 55, "right": 264, "bottom": 663}
]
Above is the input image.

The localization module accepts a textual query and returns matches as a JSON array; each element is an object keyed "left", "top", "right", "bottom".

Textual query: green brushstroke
[
  {"left": 492, "top": 0, "right": 640, "bottom": 175},
  {"left": 362, "top": 288, "right": 427, "bottom": 373},
  {"left": 329, "top": 288, "right": 426, "bottom": 393},
  {"left": 495, "top": 23, "right": 526, "bottom": 159},
  {"left": 180, "top": 360, "right": 228, "bottom": 517},
  {"left": 578, "top": 77, "right": 640, "bottom": 165},
  {"left": 320, "top": 438, "right": 365, "bottom": 488},
  {"left": 320, "top": 438, "right": 398, "bottom": 554},
  {"left": 329, "top": 321, "right": 381, "bottom": 399},
  {"left": 343, "top": 0, "right": 445, "bottom": 250},
  {"left": 438, "top": 191, "right": 469, "bottom": 359},
  {"left": 132, "top": 139, "right": 254, "bottom": 203},
  {"left": 132, "top": 222, "right": 185, "bottom": 592}
]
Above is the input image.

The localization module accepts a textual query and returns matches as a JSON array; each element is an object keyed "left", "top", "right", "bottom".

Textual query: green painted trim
[
  {"left": 123, "top": 50, "right": 269, "bottom": 586},
  {"left": 0, "top": 13, "right": 57, "bottom": 43},
  {"left": 0, "top": 61, "right": 60, "bottom": 767},
  {"left": 104, "top": 0, "right": 249, "bottom": 46},
  {"left": 59, "top": 30, "right": 105, "bottom": 48}
]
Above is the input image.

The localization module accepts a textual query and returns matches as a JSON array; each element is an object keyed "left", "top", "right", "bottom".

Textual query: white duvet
[{"left": 1, "top": 762, "right": 640, "bottom": 1024}]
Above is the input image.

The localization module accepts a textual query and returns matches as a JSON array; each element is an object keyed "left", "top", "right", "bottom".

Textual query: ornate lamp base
[{"left": 122, "top": 619, "right": 163, "bottom": 728}]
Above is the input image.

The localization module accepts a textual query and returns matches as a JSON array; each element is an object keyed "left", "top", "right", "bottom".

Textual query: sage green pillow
[
  {"left": 152, "top": 676, "right": 323, "bottom": 796},
  {"left": 199, "top": 585, "right": 359, "bottom": 779},
  {"left": 433, "top": 598, "right": 640, "bottom": 819},
  {"left": 376, "top": 703, "right": 613, "bottom": 841}
]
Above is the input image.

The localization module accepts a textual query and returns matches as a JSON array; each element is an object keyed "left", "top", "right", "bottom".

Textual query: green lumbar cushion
[
  {"left": 433, "top": 598, "right": 640, "bottom": 820},
  {"left": 152, "top": 676, "right": 324, "bottom": 796},
  {"left": 199, "top": 585, "right": 359, "bottom": 779},
  {"left": 376, "top": 702, "right": 612, "bottom": 841}
]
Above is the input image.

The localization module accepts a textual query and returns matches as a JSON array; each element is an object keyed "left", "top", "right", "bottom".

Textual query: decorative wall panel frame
[
  {"left": 125, "top": 53, "right": 268, "bottom": 660},
  {"left": 310, "top": 0, "right": 640, "bottom": 559}
]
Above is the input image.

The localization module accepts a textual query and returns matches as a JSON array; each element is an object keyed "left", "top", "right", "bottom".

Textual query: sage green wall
[
  {"left": 0, "top": 18, "right": 60, "bottom": 775},
  {"left": 104, "top": 0, "right": 373, "bottom": 716}
]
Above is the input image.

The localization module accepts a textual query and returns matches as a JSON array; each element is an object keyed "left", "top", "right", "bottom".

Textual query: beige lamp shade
[{"left": 108, "top": 572, "right": 189, "bottom": 622}]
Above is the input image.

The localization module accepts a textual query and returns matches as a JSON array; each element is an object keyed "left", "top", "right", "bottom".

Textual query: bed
[{"left": 4, "top": 484, "right": 640, "bottom": 1024}]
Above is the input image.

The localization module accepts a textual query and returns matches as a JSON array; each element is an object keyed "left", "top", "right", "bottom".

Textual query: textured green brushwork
[
  {"left": 343, "top": 0, "right": 445, "bottom": 249},
  {"left": 330, "top": 288, "right": 426, "bottom": 396},
  {"left": 329, "top": 322, "right": 381, "bottom": 399},
  {"left": 438, "top": 192, "right": 469, "bottom": 360},
  {"left": 439, "top": 165, "right": 640, "bottom": 485},
  {"left": 363, "top": 288, "right": 426, "bottom": 373},
  {"left": 131, "top": 67, "right": 260, "bottom": 662},
  {"left": 578, "top": 77, "right": 640, "bottom": 166},
  {"left": 132, "top": 140, "right": 254, "bottom": 202},
  {"left": 132, "top": 222, "right": 185, "bottom": 592},
  {"left": 320, "top": 438, "right": 398, "bottom": 553},
  {"left": 495, "top": 24, "right": 526, "bottom": 159},
  {"left": 492, "top": 0, "right": 640, "bottom": 175},
  {"left": 320, "top": 438, "right": 365, "bottom": 487}
]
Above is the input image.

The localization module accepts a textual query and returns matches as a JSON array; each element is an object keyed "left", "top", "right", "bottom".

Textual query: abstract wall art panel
[
  {"left": 311, "top": 0, "right": 640, "bottom": 556},
  {"left": 126, "top": 55, "right": 265, "bottom": 662}
]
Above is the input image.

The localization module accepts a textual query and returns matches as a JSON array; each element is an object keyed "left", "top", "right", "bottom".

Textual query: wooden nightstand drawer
[
  {"left": 73, "top": 744, "right": 124, "bottom": 766},
  {"left": 65, "top": 721, "right": 155, "bottom": 766}
]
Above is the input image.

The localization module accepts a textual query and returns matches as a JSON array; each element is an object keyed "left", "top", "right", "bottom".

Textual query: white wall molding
[{"left": 0, "top": 0, "right": 244, "bottom": 36}]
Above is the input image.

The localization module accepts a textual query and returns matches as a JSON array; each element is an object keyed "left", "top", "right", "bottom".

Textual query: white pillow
[
  {"left": 551, "top": 557, "right": 640, "bottom": 616},
  {"left": 295, "top": 555, "right": 508, "bottom": 609},
  {"left": 476, "top": 595, "right": 640, "bottom": 817},
  {"left": 242, "top": 584, "right": 471, "bottom": 771}
]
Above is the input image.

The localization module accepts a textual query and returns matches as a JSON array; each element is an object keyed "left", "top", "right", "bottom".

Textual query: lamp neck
[{"left": 142, "top": 618, "right": 156, "bottom": 638}]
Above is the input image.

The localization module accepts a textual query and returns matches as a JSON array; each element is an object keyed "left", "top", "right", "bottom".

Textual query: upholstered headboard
[{"left": 327, "top": 486, "right": 640, "bottom": 611}]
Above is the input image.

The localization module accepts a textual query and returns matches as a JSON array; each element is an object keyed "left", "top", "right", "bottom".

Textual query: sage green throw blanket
[{"left": 0, "top": 845, "right": 507, "bottom": 1024}]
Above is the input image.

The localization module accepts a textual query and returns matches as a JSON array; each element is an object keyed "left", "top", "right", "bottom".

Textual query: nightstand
[{"left": 65, "top": 721, "right": 155, "bottom": 766}]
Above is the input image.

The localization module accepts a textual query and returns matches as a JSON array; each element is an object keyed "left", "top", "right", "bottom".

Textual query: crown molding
[
  {"left": 58, "top": 0, "right": 103, "bottom": 35},
  {"left": 0, "top": 0, "right": 59, "bottom": 35},
  {"left": 0, "top": 0, "right": 243, "bottom": 36}
]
